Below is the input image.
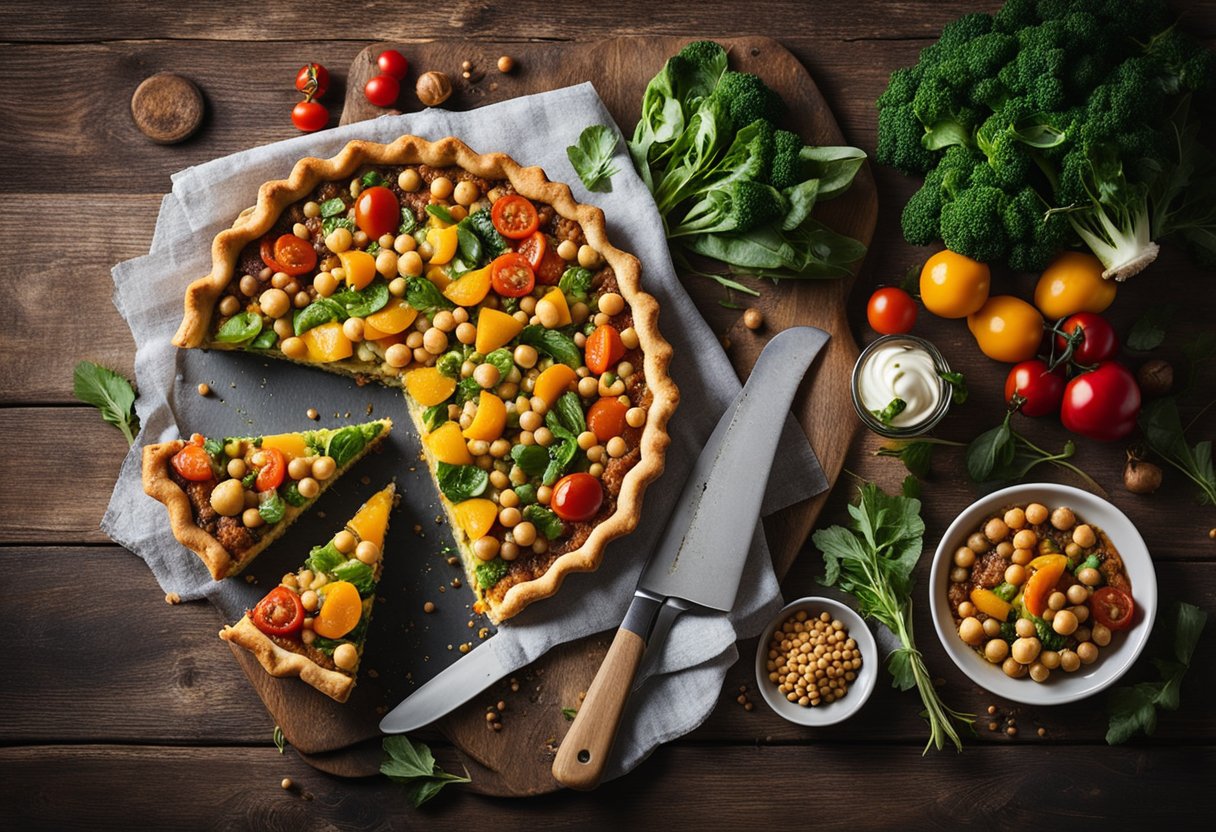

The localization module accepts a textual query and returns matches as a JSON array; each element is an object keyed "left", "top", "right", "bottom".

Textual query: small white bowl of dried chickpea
[
  {"left": 930, "top": 483, "right": 1157, "bottom": 706},
  {"left": 754, "top": 596, "right": 878, "bottom": 726}
]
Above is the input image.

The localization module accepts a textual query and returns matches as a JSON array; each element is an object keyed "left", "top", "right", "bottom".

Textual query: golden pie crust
[
  {"left": 172, "top": 136, "right": 678, "bottom": 621},
  {"left": 219, "top": 615, "right": 356, "bottom": 703}
]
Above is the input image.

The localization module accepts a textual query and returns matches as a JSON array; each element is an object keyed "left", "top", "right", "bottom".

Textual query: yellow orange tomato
[
  {"left": 1033, "top": 251, "right": 1117, "bottom": 319},
  {"left": 919, "top": 250, "right": 990, "bottom": 319},
  {"left": 967, "top": 295, "right": 1044, "bottom": 363}
]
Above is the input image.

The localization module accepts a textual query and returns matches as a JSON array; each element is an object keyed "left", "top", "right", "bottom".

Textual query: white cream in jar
[{"left": 857, "top": 341, "right": 942, "bottom": 428}]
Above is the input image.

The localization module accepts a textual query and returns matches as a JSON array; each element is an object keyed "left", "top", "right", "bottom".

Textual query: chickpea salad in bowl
[{"left": 930, "top": 484, "right": 1157, "bottom": 705}]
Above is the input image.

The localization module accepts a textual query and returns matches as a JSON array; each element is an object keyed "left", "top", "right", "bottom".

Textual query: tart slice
[
  {"left": 142, "top": 419, "right": 391, "bottom": 580},
  {"left": 220, "top": 484, "right": 396, "bottom": 703}
]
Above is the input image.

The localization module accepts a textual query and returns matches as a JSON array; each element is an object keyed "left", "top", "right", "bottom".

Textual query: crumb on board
[{"left": 164, "top": 592, "right": 181, "bottom": 605}]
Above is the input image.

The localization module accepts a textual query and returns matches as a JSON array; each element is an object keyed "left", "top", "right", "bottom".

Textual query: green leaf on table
[
  {"left": 965, "top": 414, "right": 1015, "bottom": 481},
  {"left": 1140, "top": 397, "right": 1216, "bottom": 505},
  {"left": 567, "top": 124, "right": 621, "bottom": 192},
  {"left": 1126, "top": 304, "right": 1174, "bottom": 352},
  {"left": 938, "top": 370, "right": 968, "bottom": 405},
  {"left": 381, "top": 736, "right": 470, "bottom": 808},
  {"left": 73, "top": 360, "right": 139, "bottom": 446},
  {"left": 561, "top": 707, "right": 578, "bottom": 721},
  {"left": 272, "top": 725, "right": 287, "bottom": 754}
]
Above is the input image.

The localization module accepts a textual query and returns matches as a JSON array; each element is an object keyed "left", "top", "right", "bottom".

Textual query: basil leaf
[
  {"left": 513, "top": 483, "right": 538, "bottom": 505},
  {"left": 249, "top": 328, "right": 278, "bottom": 350},
  {"left": 319, "top": 198, "right": 347, "bottom": 218},
  {"left": 474, "top": 559, "right": 509, "bottom": 590},
  {"left": 422, "top": 404, "right": 448, "bottom": 432},
  {"left": 258, "top": 490, "right": 286, "bottom": 524},
  {"left": 523, "top": 504, "right": 564, "bottom": 540},
  {"left": 558, "top": 267, "right": 594, "bottom": 302},
  {"left": 281, "top": 482, "right": 308, "bottom": 507},
  {"left": 321, "top": 216, "right": 356, "bottom": 236},
  {"left": 436, "top": 462, "right": 489, "bottom": 502},
  {"left": 405, "top": 277, "right": 455, "bottom": 316},
  {"left": 456, "top": 220, "right": 483, "bottom": 266},
  {"left": 510, "top": 444, "right": 549, "bottom": 478},
  {"left": 331, "top": 280, "right": 390, "bottom": 318},
  {"left": 398, "top": 209, "right": 417, "bottom": 235},
  {"left": 360, "top": 170, "right": 385, "bottom": 188},
  {"left": 938, "top": 370, "right": 968, "bottom": 405},
  {"left": 215, "top": 312, "right": 264, "bottom": 345},
  {"left": 72, "top": 360, "right": 139, "bottom": 446},
  {"left": 965, "top": 414, "right": 1015, "bottom": 481},
  {"left": 872, "top": 398, "right": 907, "bottom": 425},
  {"left": 465, "top": 209, "right": 509, "bottom": 257},
  {"left": 425, "top": 204, "right": 455, "bottom": 225},
  {"left": 554, "top": 391, "right": 587, "bottom": 435},
  {"left": 518, "top": 326, "right": 582, "bottom": 368},
  {"left": 543, "top": 436, "right": 578, "bottom": 485},
  {"left": 307, "top": 542, "right": 345, "bottom": 575},
  {"left": 324, "top": 425, "right": 368, "bottom": 466},
  {"left": 333, "top": 558, "right": 376, "bottom": 596},
  {"left": 293, "top": 297, "right": 347, "bottom": 336},
  {"left": 485, "top": 349, "right": 515, "bottom": 379}
]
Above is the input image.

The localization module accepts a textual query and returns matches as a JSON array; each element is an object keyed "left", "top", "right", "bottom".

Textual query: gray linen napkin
[{"left": 103, "top": 83, "right": 829, "bottom": 779}]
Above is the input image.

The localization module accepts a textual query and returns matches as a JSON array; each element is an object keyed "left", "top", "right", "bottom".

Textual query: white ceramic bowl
[
  {"left": 929, "top": 483, "right": 1157, "bottom": 705},
  {"left": 754, "top": 596, "right": 878, "bottom": 726}
]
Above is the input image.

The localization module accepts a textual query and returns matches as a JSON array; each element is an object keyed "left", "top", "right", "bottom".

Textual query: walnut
[{"left": 416, "top": 71, "right": 452, "bottom": 107}]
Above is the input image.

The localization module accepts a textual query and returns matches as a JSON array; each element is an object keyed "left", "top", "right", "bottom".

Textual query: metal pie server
[{"left": 551, "top": 326, "right": 830, "bottom": 790}]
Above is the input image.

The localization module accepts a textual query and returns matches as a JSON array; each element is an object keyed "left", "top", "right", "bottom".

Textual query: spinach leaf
[
  {"left": 436, "top": 462, "right": 489, "bottom": 502},
  {"left": 331, "top": 280, "right": 390, "bottom": 318},
  {"left": 465, "top": 209, "right": 509, "bottom": 257},
  {"left": 319, "top": 197, "right": 347, "bottom": 217},
  {"left": 1127, "top": 304, "right": 1174, "bottom": 351},
  {"left": 455, "top": 220, "right": 483, "bottom": 266},
  {"left": 281, "top": 481, "right": 308, "bottom": 507},
  {"left": 1140, "top": 397, "right": 1216, "bottom": 505},
  {"left": 399, "top": 208, "right": 417, "bottom": 235},
  {"left": 258, "top": 490, "right": 286, "bottom": 524},
  {"left": 333, "top": 558, "right": 376, "bottom": 595},
  {"left": 422, "top": 404, "right": 448, "bottom": 432},
  {"left": 215, "top": 312, "right": 264, "bottom": 345},
  {"left": 294, "top": 297, "right": 347, "bottom": 336},
  {"left": 523, "top": 505, "right": 564, "bottom": 539},
  {"left": 513, "top": 483, "right": 538, "bottom": 505},
  {"left": 405, "top": 277, "right": 455, "bottom": 315},
  {"left": 72, "top": 361, "right": 139, "bottom": 446},
  {"left": 567, "top": 124, "right": 621, "bottom": 192},
  {"left": 510, "top": 444, "right": 550, "bottom": 478},
  {"left": 779, "top": 179, "right": 820, "bottom": 231},
  {"left": 425, "top": 204, "right": 455, "bottom": 225},
  {"left": 965, "top": 414, "right": 1016, "bottom": 481},
  {"left": 553, "top": 391, "right": 587, "bottom": 435},
  {"left": 796, "top": 145, "right": 867, "bottom": 202},
  {"left": 874, "top": 438, "right": 963, "bottom": 478},
  {"left": 558, "top": 267, "right": 595, "bottom": 303},
  {"left": 360, "top": 169, "right": 385, "bottom": 188},
  {"left": 965, "top": 413, "right": 1103, "bottom": 492},
  {"left": 518, "top": 325, "right": 582, "bottom": 368},
  {"left": 249, "top": 329, "right": 278, "bottom": 350},
  {"left": 542, "top": 434, "right": 578, "bottom": 485},
  {"left": 321, "top": 216, "right": 356, "bottom": 236},
  {"left": 307, "top": 542, "right": 345, "bottom": 575},
  {"left": 485, "top": 349, "right": 515, "bottom": 379},
  {"left": 325, "top": 425, "right": 369, "bottom": 466},
  {"left": 381, "top": 736, "right": 471, "bottom": 808},
  {"left": 473, "top": 559, "right": 509, "bottom": 590}
]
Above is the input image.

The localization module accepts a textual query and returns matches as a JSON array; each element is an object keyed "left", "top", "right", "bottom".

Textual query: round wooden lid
[{"left": 130, "top": 73, "right": 204, "bottom": 144}]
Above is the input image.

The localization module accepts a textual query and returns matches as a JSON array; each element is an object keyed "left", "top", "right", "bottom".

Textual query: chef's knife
[{"left": 551, "top": 326, "right": 830, "bottom": 790}]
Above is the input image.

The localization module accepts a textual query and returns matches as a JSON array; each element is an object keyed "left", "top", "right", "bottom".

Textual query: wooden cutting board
[{"left": 227, "top": 35, "right": 876, "bottom": 796}]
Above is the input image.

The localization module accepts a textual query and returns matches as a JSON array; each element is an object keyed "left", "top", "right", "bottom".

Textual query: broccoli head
[
  {"left": 876, "top": 103, "right": 936, "bottom": 174},
  {"left": 1003, "top": 186, "right": 1073, "bottom": 272},
  {"left": 713, "top": 71, "right": 783, "bottom": 132},
  {"left": 769, "top": 130, "right": 802, "bottom": 190},
  {"left": 940, "top": 184, "right": 1010, "bottom": 264},
  {"left": 901, "top": 166, "right": 947, "bottom": 246}
]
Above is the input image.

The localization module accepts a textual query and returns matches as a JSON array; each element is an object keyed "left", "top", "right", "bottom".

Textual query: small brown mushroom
[
  {"left": 1136, "top": 359, "right": 1173, "bottom": 397},
  {"left": 416, "top": 71, "right": 453, "bottom": 107},
  {"left": 1124, "top": 454, "right": 1163, "bottom": 494}
]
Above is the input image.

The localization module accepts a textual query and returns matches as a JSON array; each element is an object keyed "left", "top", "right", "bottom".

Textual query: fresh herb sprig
[
  {"left": 1139, "top": 397, "right": 1216, "bottom": 505},
  {"left": 966, "top": 412, "right": 1103, "bottom": 493},
  {"left": 814, "top": 483, "right": 972, "bottom": 752},
  {"left": 872, "top": 397, "right": 907, "bottom": 425},
  {"left": 875, "top": 437, "right": 963, "bottom": 478},
  {"left": 73, "top": 360, "right": 139, "bottom": 445},
  {"left": 567, "top": 125, "right": 620, "bottom": 192},
  {"left": 381, "top": 736, "right": 470, "bottom": 807},
  {"left": 1106, "top": 601, "right": 1206, "bottom": 745}
]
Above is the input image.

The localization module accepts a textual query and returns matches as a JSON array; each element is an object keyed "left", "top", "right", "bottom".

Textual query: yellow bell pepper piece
[
  {"left": 426, "top": 265, "right": 452, "bottom": 291},
  {"left": 540, "top": 287, "right": 572, "bottom": 327},
  {"left": 404, "top": 367, "right": 457, "bottom": 408},
  {"left": 313, "top": 580, "right": 362, "bottom": 639},
  {"left": 451, "top": 498, "right": 497, "bottom": 541},
  {"left": 338, "top": 249, "right": 377, "bottom": 290},
  {"left": 1023, "top": 554, "right": 1068, "bottom": 616},
  {"left": 426, "top": 422, "right": 474, "bottom": 465},
  {"left": 1027, "top": 554, "right": 1068, "bottom": 572},
  {"left": 442, "top": 266, "right": 492, "bottom": 307},
  {"left": 463, "top": 391, "right": 507, "bottom": 441},
  {"left": 426, "top": 225, "right": 459, "bottom": 265},
  {"left": 970, "top": 587, "right": 1013, "bottom": 621},
  {"left": 533, "top": 364, "right": 578, "bottom": 407},
  {"left": 364, "top": 299, "right": 418, "bottom": 337},
  {"left": 259, "top": 433, "right": 309, "bottom": 460},
  {"left": 301, "top": 322, "right": 353, "bottom": 363},
  {"left": 474, "top": 308, "right": 523, "bottom": 354},
  {"left": 346, "top": 484, "right": 395, "bottom": 548}
]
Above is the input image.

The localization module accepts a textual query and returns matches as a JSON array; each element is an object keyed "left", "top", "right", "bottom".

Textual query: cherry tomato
[
  {"left": 364, "top": 74, "right": 400, "bottom": 108},
  {"left": 586, "top": 397, "right": 629, "bottom": 442},
  {"left": 919, "top": 249, "right": 990, "bottom": 319},
  {"left": 294, "top": 63, "right": 330, "bottom": 98},
  {"left": 1090, "top": 586, "right": 1136, "bottom": 632},
  {"left": 1033, "top": 251, "right": 1116, "bottom": 319},
  {"left": 377, "top": 49, "right": 409, "bottom": 80},
  {"left": 260, "top": 235, "right": 283, "bottom": 271},
  {"left": 967, "top": 295, "right": 1044, "bottom": 363},
  {"left": 490, "top": 194, "right": 540, "bottom": 240},
  {"left": 490, "top": 253, "right": 535, "bottom": 297},
  {"left": 171, "top": 444, "right": 214, "bottom": 482},
  {"left": 866, "top": 286, "right": 917, "bottom": 335},
  {"left": 551, "top": 473, "right": 603, "bottom": 522},
  {"left": 1056, "top": 312, "right": 1118, "bottom": 366},
  {"left": 273, "top": 234, "right": 318, "bottom": 276},
  {"left": 515, "top": 231, "right": 548, "bottom": 270},
  {"left": 1004, "top": 359, "right": 1065, "bottom": 418},
  {"left": 255, "top": 447, "right": 287, "bottom": 491},
  {"left": 355, "top": 186, "right": 401, "bottom": 239},
  {"left": 250, "top": 586, "right": 305, "bottom": 637},
  {"left": 291, "top": 100, "right": 329, "bottom": 133},
  {"left": 535, "top": 247, "right": 567, "bottom": 285},
  {"left": 585, "top": 324, "right": 625, "bottom": 375},
  {"left": 1060, "top": 361, "right": 1141, "bottom": 441}
]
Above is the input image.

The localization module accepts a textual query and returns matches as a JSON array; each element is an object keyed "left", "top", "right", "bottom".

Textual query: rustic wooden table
[{"left": 2, "top": 1, "right": 1214, "bottom": 827}]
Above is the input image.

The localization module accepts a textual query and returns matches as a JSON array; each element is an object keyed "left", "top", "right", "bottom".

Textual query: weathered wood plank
[{"left": 2, "top": 743, "right": 1212, "bottom": 828}]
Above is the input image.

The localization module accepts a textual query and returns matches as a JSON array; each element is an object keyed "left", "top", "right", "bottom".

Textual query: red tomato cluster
[
  {"left": 364, "top": 50, "right": 409, "bottom": 108},
  {"left": 291, "top": 62, "right": 330, "bottom": 132}
]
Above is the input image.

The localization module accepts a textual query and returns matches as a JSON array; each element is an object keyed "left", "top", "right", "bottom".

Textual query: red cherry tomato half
[
  {"left": 535, "top": 246, "right": 567, "bottom": 285},
  {"left": 273, "top": 234, "right": 318, "bottom": 276},
  {"left": 260, "top": 235, "right": 283, "bottom": 271},
  {"left": 585, "top": 324, "right": 625, "bottom": 375},
  {"left": 291, "top": 100, "right": 329, "bottom": 133},
  {"left": 490, "top": 253, "right": 536, "bottom": 297},
  {"left": 251, "top": 586, "right": 305, "bottom": 637},
  {"left": 1090, "top": 586, "right": 1135, "bottom": 632},
  {"left": 1004, "top": 359, "right": 1065, "bottom": 418},
  {"left": 515, "top": 231, "right": 548, "bottom": 270},
  {"left": 171, "top": 444, "right": 214, "bottom": 482},
  {"left": 866, "top": 286, "right": 918, "bottom": 335},
  {"left": 550, "top": 473, "right": 604, "bottom": 522},
  {"left": 1055, "top": 312, "right": 1118, "bottom": 366},
  {"left": 355, "top": 186, "right": 402, "bottom": 239},
  {"left": 255, "top": 447, "right": 287, "bottom": 491},
  {"left": 364, "top": 74, "right": 401, "bottom": 108},
  {"left": 295, "top": 63, "right": 330, "bottom": 98},
  {"left": 490, "top": 194, "right": 540, "bottom": 240},
  {"left": 1061, "top": 361, "right": 1141, "bottom": 441},
  {"left": 377, "top": 49, "right": 409, "bottom": 80}
]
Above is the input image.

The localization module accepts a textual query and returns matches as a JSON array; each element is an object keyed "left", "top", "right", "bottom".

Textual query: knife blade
[
  {"left": 379, "top": 638, "right": 509, "bottom": 734},
  {"left": 552, "top": 326, "right": 829, "bottom": 790}
]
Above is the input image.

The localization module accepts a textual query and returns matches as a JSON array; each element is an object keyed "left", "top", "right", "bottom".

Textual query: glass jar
[{"left": 851, "top": 334, "right": 953, "bottom": 439}]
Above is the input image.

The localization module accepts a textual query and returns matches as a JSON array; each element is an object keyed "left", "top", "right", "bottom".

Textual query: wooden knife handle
[{"left": 551, "top": 625, "right": 646, "bottom": 790}]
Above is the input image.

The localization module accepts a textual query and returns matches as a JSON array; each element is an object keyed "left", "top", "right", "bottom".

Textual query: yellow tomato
[
  {"left": 1033, "top": 251, "right": 1117, "bottom": 319},
  {"left": 919, "top": 249, "right": 990, "bottom": 319},
  {"left": 967, "top": 295, "right": 1044, "bottom": 363}
]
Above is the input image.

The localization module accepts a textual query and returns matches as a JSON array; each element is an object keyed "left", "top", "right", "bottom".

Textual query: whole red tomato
[
  {"left": 295, "top": 63, "right": 330, "bottom": 97},
  {"left": 377, "top": 50, "right": 409, "bottom": 80},
  {"left": 1056, "top": 312, "right": 1118, "bottom": 366},
  {"left": 866, "top": 287, "right": 917, "bottom": 335},
  {"left": 291, "top": 100, "right": 329, "bottom": 132},
  {"left": 550, "top": 473, "right": 603, "bottom": 522},
  {"left": 364, "top": 74, "right": 400, "bottom": 108},
  {"left": 1061, "top": 361, "right": 1141, "bottom": 441},
  {"left": 1005, "top": 359, "right": 1065, "bottom": 418}
]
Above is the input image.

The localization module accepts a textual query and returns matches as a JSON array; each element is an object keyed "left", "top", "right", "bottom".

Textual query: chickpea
[
  {"left": 577, "top": 244, "right": 601, "bottom": 268},
  {"left": 219, "top": 295, "right": 241, "bottom": 316},
  {"left": 399, "top": 250, "right": 424, "bottom": 277},
  {"left": 983, "top": 618, "right": 1002, "bottom": 637},
  {"left": 1074, "top": 626, "right": 1092, "bottom": 644},
  {"left": 984, "top": 639, "right": 1009, "bottom": 663},
  {"left": 1050, "top": 506, "right": 1076, "bottom": 530},
  {"left": 1052, "top": 608, "right": 1078, "bottom": 636},
  {"left": 947, "top": 546, "right": 972, "bottom": 570},
  {"left": 281, "top": 336, "right": 307, "bottom": 359},
  {"left": 455, "top": 322, "right": 477, "bottom": 345},
  {"left": 578, "top": 376, "right": 599, "bottom": 398},
  {"left": 996, "top": 541, "right": 1014, "bottom": 558},
  {"left": 271, "top": 271, "right": 291, "bottom": 289},
  {"left": 325, "top": 227, "right": 353, "bottom": 254},
  {"left": 498, "top": 507, "right": 522, "bottom": 528},
  {"left": 398, "top": 169, "right": 421, "bottom": 192},
  {"left": 950, "top": 566, "right": 970, "bottom": 584},
  {"left": 959, "top": 617, "right": 984, "bottom": 646},
  {"left": 312, "top": 456, "right": 336, "bottom": 481},
  {"left": 473, "top": 535, "right": 500, "bottom": 561},
  {"left": 226, "top": 458, "right": 247, "bottom": 479},
  {"left": 430, "top": 176, "right": 454, "bottom": 200},
  {"left": 1091, "top": 623, "right": 1112, "bottom": 647},
  {"left": 626, "top": 407, "right": 647, "bottom": 428},
  {"left": 1077, "top": 642, "right": 1099, "bottom": 665},
  {"left": 557, "top": 239, "right": 578, "bottom": 260},
  {"left": 1043, "top": 608, "right": 1056, "bottom": 622},
  {"left": 1067, "top": 583, "right": 1089, "bottom": 605},
  {"left": 536, "top": 485, "right": 552, "bottom": 504},
  {"left": 620, "top": 327, "right": 640, "bottom": 350},
  {"left": 1072, "top": 524, "right": 1096, "bottom": 548},
  {"left": 342, "top": 317, "right": 365, "bottom": 343},
  {"left": 1047, "top": 591, "right": 1067, "bottom": 611},
  {"left": 311, "top": 271, "right": 337, "bottom": 297},
  {"left": 1005, "top": 564, "right": 1027, "bottom": 586},
  {"left": 1059, "top": 649, "right": 1081, "bottom": 672},
  {"left": 598, "top": 292, "right": 625, "bottom": 317},
  {"left": 453, "top": 180, "right": 479, "bottom": 206},
  {"left": 287, "top": 457, "right": 311, "bottom": 480},
  {"left": 333, "top": 530, "right": 357, "bottom": 554},
  {"left": 1040, "top": 649, "right": 1061, "bottom": 670},
  {"left": 1011, "top": 637, "right": 1041, "bottom": 665},
  {"left": 1002, "top": 656, "right": 1028, "bottom": 678},
  {"left": 606, "top": 436, "right": 627, "bottom": 458},
  {"left": 1012, "top": 529, "right": 1037, "bottom": 550},
  {"left": 240, "top": 507, "right": 264, "bottom": 529},
  {"left": 239, "top": 274, "right": 259, "bottom": 296},
  {"left": 1015, "top": 618, "right": 1036, "bottom": 638},
  {"left": 300, "top": 589, "right": 319, "bottom": 612},
  {"left": 355, "top": 540, "right": 381, "bottom": 565},
  {"left": 1028, "top": 662, "right": 1051, "bottom": 683},
  {"left": 274, "top": 317, "right": 294, "bottom": 339},
  {"left": 985, "top": 517, "right": 1010, "bottom": 542},
  {"left": 1004, "top": 507, "right": 1027, "bottom": 530},
  {"left": 512, "top": 344, "right": 538, "bottom": 370},
  {"left": 535, "top": 298, "right": 562, "bottom": 329},
  {"left": 1077, "top": 567, "right": 1102, "bottom": 587},
  {"left": 333, "top": 643, "right": 359, "bottom": 671},
  {"left": 473, "top": 363, "right": 501, "bottom": 389},
  {"left": 1012, "top": 548, "right": 1032, "bottom": 566},
  {"left": 1065, "top": 542, "right": 1083, "bottom": 559},
  {"left": 1024, "top": 503, "right": 1048, "bottom": 525},
  {"left": 967, "top": 532, "right": 989, "bottom": 554},
  {"left": 452, "top": 308, "right": 469, "bottom": 326},
  {"left": 209, "top": 479, "right": 245, "bottom": 517},
  {"left": 385, "top": 343, "right": 411, "bottom": 368},
  {"left": 297, "top": 477, "right": 320, "bottom": 499},
  {"left": 1072, "top": 604, "right": 1090, "bottom": 624},
  {"left": 423, "top": 327, "right": 448, "bottom": 355}
]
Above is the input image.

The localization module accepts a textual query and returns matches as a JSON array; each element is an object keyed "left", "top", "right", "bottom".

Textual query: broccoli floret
[
  {"left": 768, "top": 130, "right": 802, "bottom": 190},
  {"left": 940, "top": 184, "right": 1009, "bottom": 264},
  {"left": 901, "top": 169, "right": 947, "bottom": 246},
  {"left": 677, "top": 40, "right": 728, "bottom": 74},
  {"left": 713, "top": 71, "right": 783, "bottom": 131},
  {"left": 668, "top": 180, "right": 785, "bottom": 238},
  {"left": 1004, "top": 186, "right": 1071, "bottom": 272},
  {"left": 876, "top": 103, "right": 936, "bottom": 174}
]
